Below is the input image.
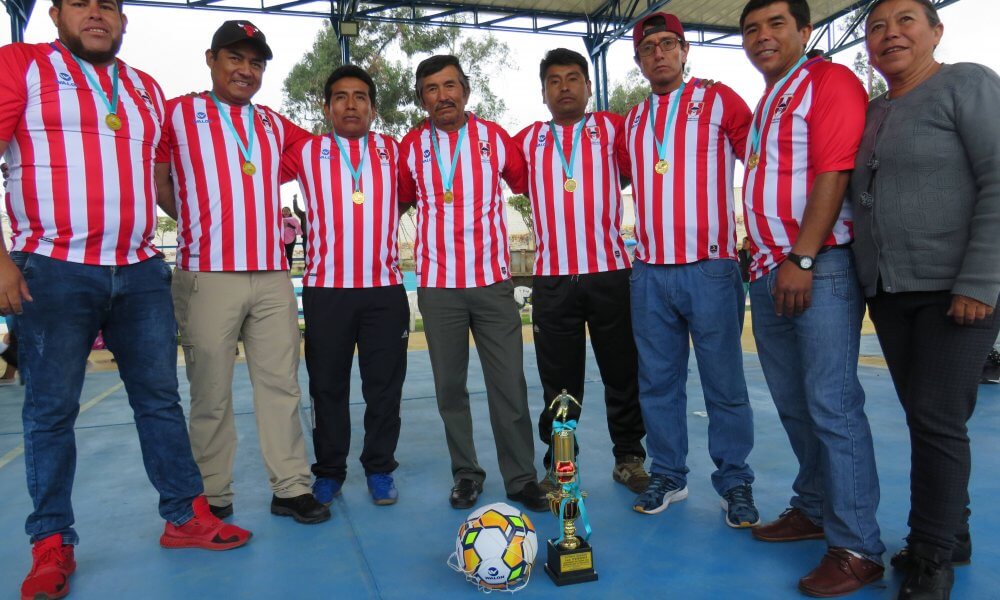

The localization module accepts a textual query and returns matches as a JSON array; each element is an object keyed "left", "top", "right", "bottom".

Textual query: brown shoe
[
  {"left": 612, "top": 455, "right": 650, "bottom": 493},
  {"left": 752, "top": 507, "right": 824, "bottom": 542},
  {"left": 798, "top": 548, "right": 884, "bottom": 597}
]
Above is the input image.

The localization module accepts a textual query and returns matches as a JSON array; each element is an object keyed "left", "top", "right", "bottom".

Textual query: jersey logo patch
[
  {"left": 320, "top": 147, "right": 332, "bottom": 159},
  {"left": 586, "top": 126, "right": 601, "bottom": 142},
  {"left": 258, "top": 112, "right": 274, "bottom": 133},
  {"left": 478, "top": 140, "right": 492, "bottom": 160},
  {"left": 195, "top": 111, "right": 210, "bottom": 124},
  {"left": 687, "top": 102, "right": 703, "bottom": 118},
  {"left": 773, "top": 94, "right": 794, "bottom": 118},
  {"left": 536, "top": 131, "right": 547, "bottom": 147},
  {"left": 57, "top": 72, "right": 76, "bottom": 88},
  {"left": 422, "top": 149, "right": 432, "bottom": 163},
  {"left": 376, "top": 147, "right": 390, "bottom": 163},
  {"left": 630, "top": 114, "right": 641, "bottom": 129},
  {"left": 135, "top": 88, "right": 154, "bottom": 109}
]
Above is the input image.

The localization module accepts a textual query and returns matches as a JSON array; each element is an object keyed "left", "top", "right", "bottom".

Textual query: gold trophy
[{"left": 543, "top": 390, "right": 598, "bottom": 586}]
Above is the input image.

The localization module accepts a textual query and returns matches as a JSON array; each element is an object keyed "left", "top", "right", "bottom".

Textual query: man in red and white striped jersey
[
  {"left": 155, "top": 21, "right": 328, "bottom": 526},
  {"left": 281, "top": 65, "right": 407, "bottom": 507},
  {"left": 513, "top": 48, "right": 648, "bottom": 495},
  {"left": 0, "top": 3, "right": 251, "bottom": 598},
  {"left": 618, "top": 13, "right": 759, "bottom": 528},
  {"left": 398, "top": 55, "right": 546, "bottom": 512},
  {"left": 739, "top": 1, "right": 884, "bottom": 596}
]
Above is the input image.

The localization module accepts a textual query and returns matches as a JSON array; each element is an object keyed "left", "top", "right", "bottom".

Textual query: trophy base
[{"left": 543, "top": 538, "right": 598, "bottom": 586}]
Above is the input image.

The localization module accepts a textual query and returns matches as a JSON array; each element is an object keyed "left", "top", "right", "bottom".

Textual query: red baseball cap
[{"left": 632, "top": 12, "right": 685, "bottom": 52}]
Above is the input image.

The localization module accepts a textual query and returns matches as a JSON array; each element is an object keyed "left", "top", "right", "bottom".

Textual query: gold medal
[
  {"left": 747, "top": 153, "right": 759, "bottom": 170},
  {"left": 352, "top": 190, "right": 365, "bottom": 205},
  {"left": 654, "top": 160, "right": 669, "bottom": 175},
  {"left": 443, "top": 190, "right": 454, "bottom": 203},
  {"left": 563, "top": 178, "right": 578, "bottom": 193},
  {"left": 105, "top": 113, "right": 122, "bottom": 131},
  {"left": 242, "top": 161, "right": 256, "bottom": 176}
]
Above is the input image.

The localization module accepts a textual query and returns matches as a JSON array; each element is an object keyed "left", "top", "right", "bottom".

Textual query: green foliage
[
  {"left": 852, "top": 51, "right": 888, "bottom": 99},
  {"left": 607, "top": 69, "right": 649, "bottom": 116},
  {"left": 155, "top": 216, "right": 176, "bottom": 245},
  {"left": 282, "top": 15, "right": 511, "bottom": 137},
  {"left": 506, "top": 194, "right": 533, "bottom": 242}
]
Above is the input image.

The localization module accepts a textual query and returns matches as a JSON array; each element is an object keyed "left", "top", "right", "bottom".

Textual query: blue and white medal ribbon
[
  {"left": 648, "top": 79, "right": 688, "bottom": 175},
  {"left": 332, "top": 133, "right": 369, "bottom": 204},
  {"left": 548, "top": 116, "right": 586, "bottom": 193},
  {"left": 430, "top": 121, "right": 467, "bottom": 204},
  {"left": 63, "top": 41, "right": 121, "bottom": 131},
  {"left": 747, "top": 55, "right": 809, "bottom": 169},
  {"left": 210, "top": 92, "right": 257, "bottom": 176}
]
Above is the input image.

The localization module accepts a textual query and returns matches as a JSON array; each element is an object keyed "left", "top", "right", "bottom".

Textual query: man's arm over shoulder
[{"left": 713, "top": 83, "right": 753, "bottom": 160}]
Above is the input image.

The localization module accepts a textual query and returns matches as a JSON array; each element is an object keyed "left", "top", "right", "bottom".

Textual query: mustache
[{"left": 434, "top": 101, "right": 457, "bottom": 111}]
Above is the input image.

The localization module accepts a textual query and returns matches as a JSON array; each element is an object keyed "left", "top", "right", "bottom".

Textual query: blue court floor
[{"left": 1, "top": 341, "right": 999, "bottom": 599}]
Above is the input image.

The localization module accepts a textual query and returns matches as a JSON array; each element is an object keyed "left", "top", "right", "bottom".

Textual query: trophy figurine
[{"left": 543, "top": 390, "right": 598, "bottom": 586}]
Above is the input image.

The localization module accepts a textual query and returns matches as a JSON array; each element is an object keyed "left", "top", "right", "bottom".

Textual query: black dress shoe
[
  {"left": 892, "top": 535, "right": 971, "bottom": 571},
  {"left": 449, "top": 479, "right": 482, "bottom": 509},
  {"left": 209, "top": 503, "right": 233, "bottom": 519},
  {"left": 506, "top": 481, "right": 549, "bottom": 513},
  {"left": 898, "top": 556, "right": 954, "bottom": 600},
  {"left": 270, "top": 493, "right": 331, "bottom": 524}
]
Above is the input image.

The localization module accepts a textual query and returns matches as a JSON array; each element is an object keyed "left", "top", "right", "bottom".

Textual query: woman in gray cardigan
[{"left": 849, "top": 1, "right": 1000, "bottom": 599}]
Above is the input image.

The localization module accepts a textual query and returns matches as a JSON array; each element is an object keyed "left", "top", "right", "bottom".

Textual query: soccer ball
[{"left": 451, "top": 502, "right": 539, "bottom": 591}]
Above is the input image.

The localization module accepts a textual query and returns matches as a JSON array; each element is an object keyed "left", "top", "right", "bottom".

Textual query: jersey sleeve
[
  {"left": 0, "top": 44, "right": 31, "bottom": 142},
  {"left": 277, "top": 112, "right": 313, "bottom": 152},
  {"left": 717, "top": 84, "right": 752, "bottom": 160},
  {"left": 614, "top": 108, "right": 634, "bottom": 176},
  {"left": 808, "top": 64, "right": 869, "bottom": 174},
  {"left": 155, "top": 98, "right": 179, "bottom": 164},
  {"left": 397, "top": 132, "right": 418, "bottom": 204},
  {"left": 280, "top": 137, "right": 307, "bottom": 185},
  {"left": 499, "top": 125, "right": 528, "bottom": 195}
]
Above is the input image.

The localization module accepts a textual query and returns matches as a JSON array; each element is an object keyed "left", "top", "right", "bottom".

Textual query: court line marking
[{"left": 0, "top": 381, "right": 124, "bottom": 470}]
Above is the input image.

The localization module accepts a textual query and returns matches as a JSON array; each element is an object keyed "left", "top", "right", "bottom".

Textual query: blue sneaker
[
  {"left": 721, "top": 483, "right": 760, "bottom": 528},
  {"left": 633, "top": 473, "right": 687, "bottom": 514},
  {"left": 313, "top": 477, "right": 343, "bottom": 506},
  {"left": 367, "top": 473, "right": 398, "bottom": 506}
]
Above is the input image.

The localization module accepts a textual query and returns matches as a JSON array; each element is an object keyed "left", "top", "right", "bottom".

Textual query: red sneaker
[
  {"left": 21, "top": 534, "right": 76, "bottom": 600},
  {"left": 160, "top": 496, "right": 252, "bottom": 551}
]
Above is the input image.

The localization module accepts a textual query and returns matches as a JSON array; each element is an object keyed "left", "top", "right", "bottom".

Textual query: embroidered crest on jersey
[
  {"left": 376, "top": 147, "right": 390, "bottom": 163},
  {"left": 773, "top": 94, "right": 794, "bottom": 118},
  {"left": 687, "top": 101, "right": 704, "bottom": 119},
  {"left": 478, "top": 140, "right": 492, "bottom": 160},
  {"left": 135, "top": 88, "right": 154, "bottom": 108},
  {"left": 258, "top": 112, "right": 274, "bottom": 133},
  {"left": 586, "top": 126, "right": 601, "bottom": 142}
]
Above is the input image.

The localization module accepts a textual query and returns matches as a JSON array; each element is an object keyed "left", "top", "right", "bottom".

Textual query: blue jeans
[
  {"left": 630, "top": 259, "right": 754, "bottom": 495},
  {"left": 13, "top": 253, "right": 203, "bottom": 544},
  {"left": 749, "top": 248, "right": 884, "bottom": 561}
]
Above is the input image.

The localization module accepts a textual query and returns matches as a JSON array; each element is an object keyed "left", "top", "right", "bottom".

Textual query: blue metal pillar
[
  {"left": 7, "top": 0, "right": 35, "bottom": 43},
  {"left": 583, "top": 33, "right": 610, "bottom": 111}
]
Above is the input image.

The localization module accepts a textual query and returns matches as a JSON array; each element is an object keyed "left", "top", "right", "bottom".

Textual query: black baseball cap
[{"left": 210, "top": 20, "right": 273, "bottom": 60}]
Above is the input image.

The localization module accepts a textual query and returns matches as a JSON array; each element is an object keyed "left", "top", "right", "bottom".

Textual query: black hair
[
  {"left": 867, "top": 0, "right": 941, "bottom": 28},
  {"left": 414, "top": 55, "right": 470, "bottom": 101},
  {"left": 539, "top": 48, "right": 590, "bottom": 84},
  {"left": 740, "top": 0, "right": 811, "bottom": 32},
  {"left": 324, "top": 64, "right": 378, "bottom": 106}
]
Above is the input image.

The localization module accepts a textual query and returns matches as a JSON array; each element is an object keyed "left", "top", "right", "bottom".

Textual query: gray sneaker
[
  {"left": 633, "top": 473, "right": 687, "bottom": 515},
  {"left": 721, "top": 483, "right": 760, "bottom": 528}
]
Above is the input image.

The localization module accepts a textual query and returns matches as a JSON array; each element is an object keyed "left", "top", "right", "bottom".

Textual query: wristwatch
[{"left": 787, "top": 253, "right": 815, "bottom": 270}]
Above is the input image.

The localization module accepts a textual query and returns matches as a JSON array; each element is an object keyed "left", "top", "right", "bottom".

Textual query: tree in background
[
  {"left": 156, "top": 216, "right": 176, "bottom": 247},
  {"left": 839, "top": 8, "right": 888, "bottom": 99},
  {"left": 506, "top": 194, "right": 534, "bottom": 249},
  {"left": 608, "top": 69, "right": 648, "bottom": 116},
  {"left": 282, "top": 14, "right": 511, "bottom": 136}
]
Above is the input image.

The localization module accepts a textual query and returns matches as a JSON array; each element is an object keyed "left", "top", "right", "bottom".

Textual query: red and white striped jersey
[
  {"left": 618, "top": 81, "right": 751, "bottom": 265},
  {"left": 0, "top": 41, "right": 165, "bottom": 265},
  {"left": 281, "top": 131, "right": 402, "bottom": 288},
  {"left": 741, "top": 59, "right": 867, "bottom": 280},
  {"left": 157, "top": 94, "right": 310, "bottom": 272},
  {"left": 398, "top": 114, "right": 528, "bottom": 288},
  {"left": 515, "top": 112, "right": 630, "bottom": 276}
]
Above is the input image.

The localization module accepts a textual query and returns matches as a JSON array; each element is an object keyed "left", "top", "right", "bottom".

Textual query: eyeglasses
[{"left": 636, "top": 37, "right": 685, "bottom": 57}]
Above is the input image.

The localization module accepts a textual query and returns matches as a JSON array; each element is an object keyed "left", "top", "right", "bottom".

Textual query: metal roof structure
[{"left": 4, "top": 0, "right": 964, "bottom": 107}]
